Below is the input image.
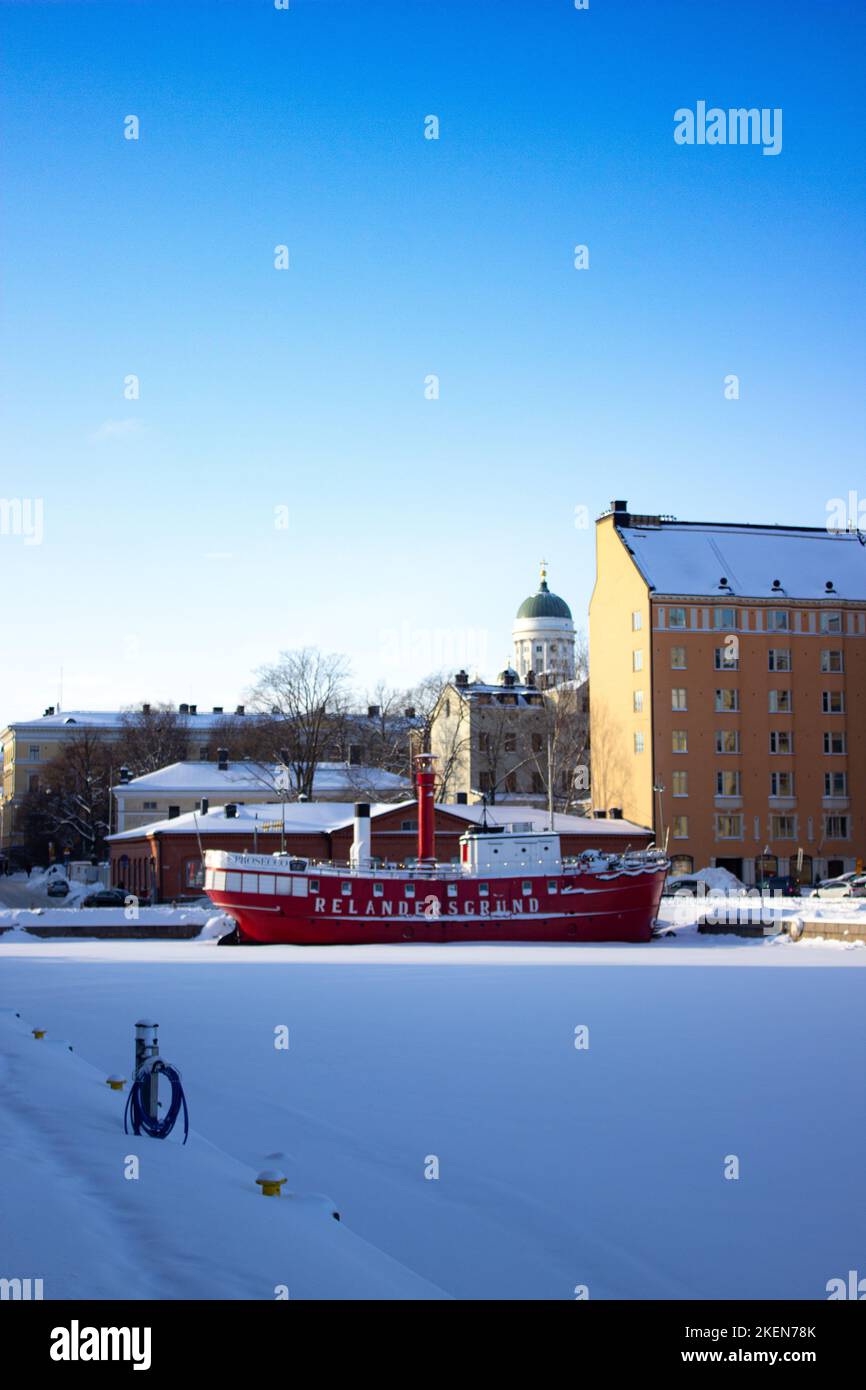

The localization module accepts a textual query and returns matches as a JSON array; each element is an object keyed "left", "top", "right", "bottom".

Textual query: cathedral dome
[{"left": 516, "top": 567, "right": 572, "bottom": 620}]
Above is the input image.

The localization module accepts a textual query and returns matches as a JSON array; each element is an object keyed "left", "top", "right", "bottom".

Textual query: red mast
[{"left": 415, "top": 753, "right": 437, "bottom": 865}]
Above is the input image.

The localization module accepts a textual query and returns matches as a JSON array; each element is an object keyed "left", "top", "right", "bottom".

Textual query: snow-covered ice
[{"left": 1, "top": 931, "right": 864, "bottom": 1300}]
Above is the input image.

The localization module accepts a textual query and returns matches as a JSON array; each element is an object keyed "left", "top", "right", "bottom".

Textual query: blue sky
[{"left": 1, "top": 0, "right": 864, "bottom": 718}]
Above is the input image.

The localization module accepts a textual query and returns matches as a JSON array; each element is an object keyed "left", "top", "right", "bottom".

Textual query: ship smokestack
[
  {"left": 415, "top": 754, "right": 437, "bottom": 864},
  {"left": 350, "top": 802, "right": 371, "bottom": 868}
]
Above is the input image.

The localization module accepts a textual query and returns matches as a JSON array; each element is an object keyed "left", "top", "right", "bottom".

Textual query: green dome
[{"left": 516, "top": 568, "right": 572, "bottom": 620}]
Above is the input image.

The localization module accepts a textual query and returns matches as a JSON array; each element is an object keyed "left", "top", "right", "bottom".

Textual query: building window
[
  {"left": 633, "top": 690, "right": 644, "bottom": 712},
  {"left": 824, "top": 731, "right": 847, "bottom": 754},
  {"left": 199, "top": 745, "right": 210, "bottom": 760},
  {"left": 672, "top": 730, "right": 688, "bottom": 753},
  {"left": 670, "top": 646, "right": 686, "bottom": 669},
  {"left": 28, "top": 773, "right": 39, "bottom": 793},
  {"left": 531, "top": 772, "right": 544, "bottom": 793},
  {"left": 672, "top": 770, "right": 688, "bottom": 797},
  {"left": 633, "top": 650, "right": 643, "bottom": 672},
  {"left": 713, "top": 607, "right": 737, "bottom": 630},
  {"left": 505, "top": 772, "right": 517, "bottom": 793},
  {"left": 671, "top": 687, "right": 687, "bottom": 711},
  {"left": 28, "top": 745, "right": 41, "bottom": 761},
  {"left": 714, "top": 647, "right": 739, "bottom": 670},
  {"left": 756, "top": 853, "right": 778, "bottom": 881},
  {"left": 769, "top": 731, "right": 793, "bottom": 755},
  {"left": 142, "top": 800, "right": 158, "bottom": 811},
  {"left": 504, "top": 733, "right": 516, "bottom": 753},
  {"left": 767, "top": 610, "right": 789, "bottom": 631},
  {"left": 672, "top": 815, "right": 689, "bottom": 839},
  {"left": 184, "top": 859, "right": 205, "bottom": 888},
  {"left": 770, "top": 815, "right": 796, "bottom": 839},
  {"left": 400, "top": 818, "right": 418, "bottom": 832},
  {"left": 716, "top": 770, "right": 741, "bottom": 797},
  {"left": 531, "top": 733, "right": 543, "bottom": 753},
  {"left": 820, "top": 611, "right": 842, "bottom": 634},
  {"left": 822, "top": 690, "right": 845, "bottom": 714},
  {"left": 633, "top": 732, "right": 644, "bottom": 754},
  {"left": 715, "top": 688, "right": 739, "bottom": 712},
  {"left": 770, "top": 771, "right": 794, "bottom": 797},
  {"left": 670, "top": 855, "right": 694, "bottom": 875},
  {"left": 668, "top": 607, "right": 687, "bottom": 629},
  {"left": 768, "top": 649, "right": 792, "bottom": 672},
  {"left": 824, "top": 772, "right": 847, "bottom": 797},
  {"left": 168, "top": 806, "right": 180, "bottom": 819},
  {"left": 715, "top": 730, "right": 740, "bottom": 754},
  {"left": 716, "top": 814, "right": 742, "bottom": 838},
  {"left": 824, "top": 815, "right": 850, "bottom": 839},
  {"left": 821, "top": 650, "right": 844, "bottom": 673},
  {"left": 769, "top": 690, "right": 792, "bottom": 713},
  {"left": 632, "top": 610, "right": 642, "bottom": 630}
]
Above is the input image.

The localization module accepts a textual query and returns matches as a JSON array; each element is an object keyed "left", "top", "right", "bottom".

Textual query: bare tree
[
  {"left": 249, "top": 648, "right": 351, "bottom": 799},
  {"left": 529, "top": 683, "right": 591, "bottom": 813},
  {"left": 117, "top": 703, "right": 190, "bottom": 774},
  {"left": 20, "top": 730, "right": 113, "bottom": 861}
]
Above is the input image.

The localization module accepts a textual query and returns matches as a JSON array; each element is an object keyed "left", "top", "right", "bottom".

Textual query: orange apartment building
[{"left": 589, "top": 501, "right": 866, "bottom": 886}]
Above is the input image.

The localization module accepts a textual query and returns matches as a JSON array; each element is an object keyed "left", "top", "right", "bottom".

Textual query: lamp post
[{"left": 653, "top": 782, "right": 665, "bottom": 848}]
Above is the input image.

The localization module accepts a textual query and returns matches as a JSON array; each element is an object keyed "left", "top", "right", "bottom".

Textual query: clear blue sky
[{"left": 1, "top": 0, "right": 864, "bottom": 718}]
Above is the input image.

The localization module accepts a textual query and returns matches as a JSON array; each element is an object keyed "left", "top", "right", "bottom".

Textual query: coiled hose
[{"left": 123, "top": 1058, "right": 189, "bottom": 1144}]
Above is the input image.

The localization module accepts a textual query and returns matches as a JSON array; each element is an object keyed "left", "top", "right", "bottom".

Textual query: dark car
[
  {"left": 81, "top": 887, "right": 129, "bottom": 908},
  {"left": 46, "top": 878, "right": 71, "bottom": 898},
  {"left": 759, "top": 874, "right": 801, "bottom": 898}
]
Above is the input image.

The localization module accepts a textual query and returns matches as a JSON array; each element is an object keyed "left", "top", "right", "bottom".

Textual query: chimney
[
  {"left": 279, "top": 748, "right": 290, "bottom": 766},
  {"left": 200, "top": 798, "right": 209, "bottom": 816},
  {"left": 366, "top": 704, "right": 380, "bottom": 719},
  {"left": 179, "top": 703, "right": 189, "bottom": 714},
  {"left": 217, "top": 748, "right": 229, "bottom": 771},
  {"left": 212, "top": 706, "right": 223, "bottom": 714},
  {"left": 189, "top": 703, "right": 197, "bottom": 715},
  {"left": 225, "top": 803, "right": 238, "bottom": 819},
  {"left": 119, "top": 765, "right": 131, "bottom": 785},
  {"left": 404, "top": 705, "right": 416, "bottom": 718},
  {"left": 593, "top": 809, "right": 607, "bottom": 819},
  {"left": 43, "top": 705, "right": 55, "bottom": 717},
  {"left": 455, "top": 669, "right": 469, "bottom": 688},
  {"left": 611, "top": 499, "right": 629, "bottom": 520},
  {"left": 609, "top": 807, "right": 623, "bottom": 820},
  {"left": 235, "top": 704, "right": 245, "bottom": 716},
  {"left": 455, "top": 791, "right": 468, "bottom": 805},
  {"left": 142, "top": 703, "right": 151, "bottom": 715},
  {"left": 349, "top": 802, "right": 372, "bottom": 868}
]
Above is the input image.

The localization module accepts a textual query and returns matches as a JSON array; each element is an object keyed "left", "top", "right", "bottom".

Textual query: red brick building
[{"left": 107, "top": 799, "right": 653, "bottom": 903}]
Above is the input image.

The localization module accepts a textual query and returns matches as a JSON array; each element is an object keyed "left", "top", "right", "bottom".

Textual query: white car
[{"left": 811, "top": 873, "right": 866, "bottom": 899}]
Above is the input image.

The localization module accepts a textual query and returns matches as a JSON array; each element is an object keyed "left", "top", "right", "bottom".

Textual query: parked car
[
  {"left": 46, "top": 878, "right": 70, "bottom": 898},
  {"left": 812, "top": 873, "right": 866, "bottom": 899},
  {"left": 661, "top": 875, "right": 704, "bottom": 898},
  {"left": 81, "top": 887, "right": 128, "bottom": 909},
  {"left": 758, "top": 874, "right": 801, "bottom": 898}
]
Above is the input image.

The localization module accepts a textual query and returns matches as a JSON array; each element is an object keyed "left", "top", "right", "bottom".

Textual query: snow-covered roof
[
  {"left": 108, "top": 798, "right": 650, "bottom": 842},
  {"left": 617, "top": 521, "right": 866, "bottom": 601},
  {"left": 4, "top": 709, "right": 251, "bottom": 732},
  {"left": 113, "top": 760, "right": 411, "bottom": 796}
]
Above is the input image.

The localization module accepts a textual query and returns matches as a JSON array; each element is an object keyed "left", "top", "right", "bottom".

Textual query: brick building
[
  {"left": 107, "top": 799, "right": 652, "bottom": 903},
  {"left": 590, "top": 501, "right": 866, "bottom": 885}
]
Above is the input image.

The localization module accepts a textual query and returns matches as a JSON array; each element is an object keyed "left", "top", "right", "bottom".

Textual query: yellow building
[
  {"left": 590, "top": 501, "right": 866, "bottom": 885},
  {"left": 0, "top": 705, "right": 235, "bottom": 852}
]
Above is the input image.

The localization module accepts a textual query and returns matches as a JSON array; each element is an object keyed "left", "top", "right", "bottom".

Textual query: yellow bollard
[
  {"left": 256, "top": 1170, "right": 288, "bottom": 1197},
  {"left": 106, "top": 1075, "right": 127, "bottom": 1092},
  {"left": 32, "top": 1029, "right": 46, "bottom": 1039}
]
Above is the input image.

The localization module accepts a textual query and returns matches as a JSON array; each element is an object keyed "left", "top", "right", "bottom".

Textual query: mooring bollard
[
  {"left": 256, "top": 1170, "right": 288, "bottom": 1197},
  {"left": 106, "top": 1074, "right": 127, "bottom": 1091},
  {"left": 134, "top": 1019, "right": 159, "bottom": 1120}
]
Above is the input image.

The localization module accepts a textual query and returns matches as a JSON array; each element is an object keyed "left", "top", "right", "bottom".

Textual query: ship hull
[{"left": 206, "top": 859, "right": 667, "bottom": 945}]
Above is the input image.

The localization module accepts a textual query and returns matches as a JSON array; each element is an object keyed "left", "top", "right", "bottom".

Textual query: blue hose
[{"left": 123, "top": 1059, "right": 189, "bottom": 1144}]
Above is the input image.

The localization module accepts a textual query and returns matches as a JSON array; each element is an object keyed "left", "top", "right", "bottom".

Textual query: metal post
[{"left": 134, "top": 1019, "right": 159, "bottom": 1121}]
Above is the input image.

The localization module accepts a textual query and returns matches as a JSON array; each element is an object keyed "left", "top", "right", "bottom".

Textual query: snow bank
[{"left": 0, "top": 1009, "right": 448, "bottom": 1300}]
